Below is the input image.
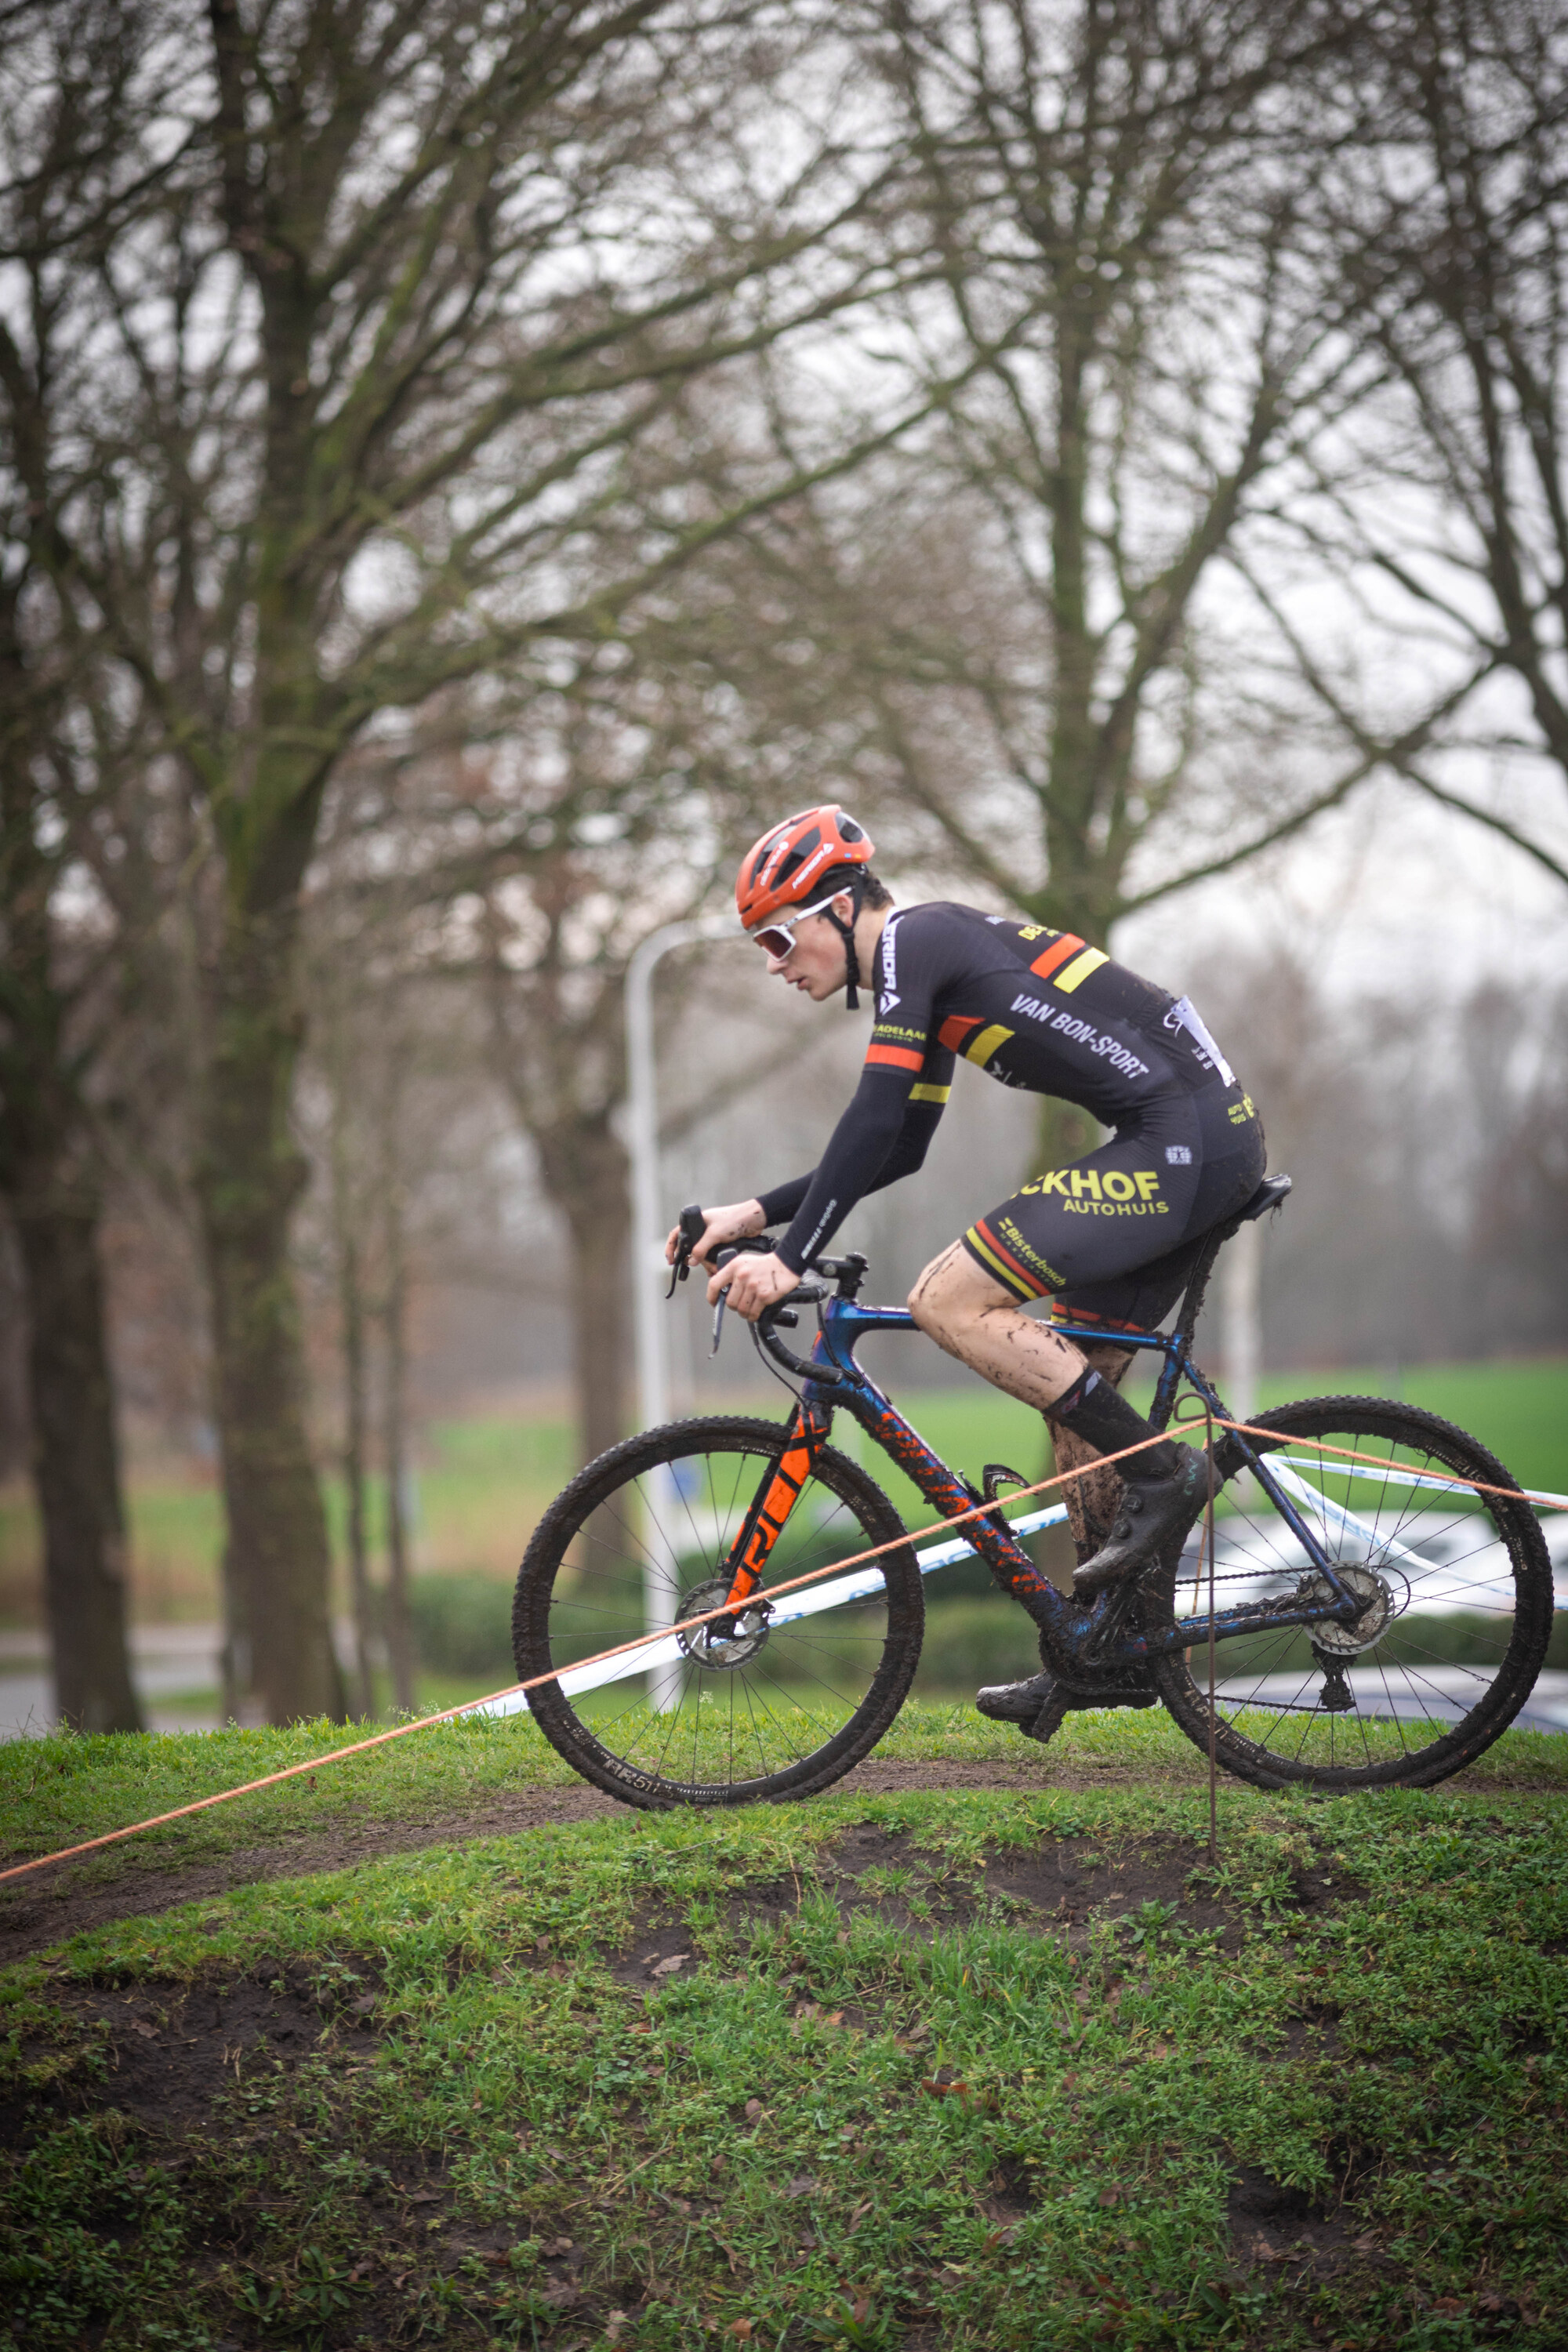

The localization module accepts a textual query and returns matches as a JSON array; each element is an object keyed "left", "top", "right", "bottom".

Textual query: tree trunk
[
  {"left": 1, "top": 732, "right": 142, "bottom": 1733},
  {"left": 0, "top": 1221, "right": 27, "bottom": 1482},
  {"left": 195, "top": 900, "right": 345, "bottom": 1726},
  {"left": 536, "top": 1113, "right": 633, "bottom": 1470},
  {"left": 13, "top": 1196, "right": 143, "bottom": 1732}
]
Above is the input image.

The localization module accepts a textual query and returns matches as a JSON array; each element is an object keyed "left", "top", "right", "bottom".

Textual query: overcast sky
[{"left": 1114, "top": 771, "right": 1568, "bottom": 1007}]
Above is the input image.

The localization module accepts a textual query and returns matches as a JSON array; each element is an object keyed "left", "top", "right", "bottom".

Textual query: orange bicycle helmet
[
  {"left": 735, "top": 806, "right": 877, "bottom": 1007},
  {"left": 735, "top": 806, "right": 873, "bottom": 928}
]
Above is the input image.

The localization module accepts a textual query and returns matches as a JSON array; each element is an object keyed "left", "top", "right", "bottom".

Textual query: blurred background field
[
  {"left": 5, "top": 1359, "right": 1566, "bottom": 1631},
  {"left": 4, "top": 1358, "right": 1563, "bottom": 1732}
]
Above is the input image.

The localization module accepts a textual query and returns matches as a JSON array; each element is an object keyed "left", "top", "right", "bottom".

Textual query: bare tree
[
  {"left": 460, "top": 677, "right": 760, "bottom": 1470},
  {"left": 0, "top": 704, "right": 144, "bottom": 1732},
  {"left": 0, "top": 3, "right": 185, "bottom": 1729},
  {"left": 9, "top": 0, "right": 938, "bottom": 1722},
  {"left": 300, "top": 830, "right": 521, "bottom": 1713},
  {"left": 757, "top": 0, "right": 1411, "bottom": 957},
  {"left": 1287, "top": 0, "right": 1568, "bottom": 885}
]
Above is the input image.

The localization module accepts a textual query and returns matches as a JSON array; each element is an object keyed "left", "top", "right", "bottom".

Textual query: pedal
[{"left": 1019, "top": 1686, "right": 1071, "bottom": 1744}]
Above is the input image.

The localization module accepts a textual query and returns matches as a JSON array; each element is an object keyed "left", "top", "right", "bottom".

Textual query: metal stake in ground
[{"left": 1206, "top": 1403, "right": 1218, "bottom": 1866}]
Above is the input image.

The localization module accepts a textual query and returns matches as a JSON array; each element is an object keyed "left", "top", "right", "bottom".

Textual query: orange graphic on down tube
[{"left": 724, "top": 1437, "right": 815, "bottom": 1605}]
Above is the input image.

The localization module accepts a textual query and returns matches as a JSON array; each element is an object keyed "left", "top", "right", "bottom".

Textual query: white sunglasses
[{"left": 746, "top": 893, "right": 845, "bottom": 960}]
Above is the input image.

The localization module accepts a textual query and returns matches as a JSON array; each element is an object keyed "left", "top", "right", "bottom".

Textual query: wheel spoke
[
  {"left": 1151, "top": 1400, "right": 1549, "bottom": 1790},
  {"left": 516, "top": 1422, "right": 921, "bottom": 1805}
]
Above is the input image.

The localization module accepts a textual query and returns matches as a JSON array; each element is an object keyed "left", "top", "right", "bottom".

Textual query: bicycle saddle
[{"left": 1234, "top": 1172, "right": 1291, "bottom": 1223}]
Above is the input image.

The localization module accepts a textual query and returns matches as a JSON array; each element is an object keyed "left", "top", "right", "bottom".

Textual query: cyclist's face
[{"left": 760, "top": 899, "right": 852, "bottom": 1000}]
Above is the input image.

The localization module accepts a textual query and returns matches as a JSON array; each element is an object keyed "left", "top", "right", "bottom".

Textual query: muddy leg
[
  {"left": 908, "top": 1244, "right": 1087, "bottom": 1409},
  {"left": 1052, "top": 1340, "right": 1137, "bottom": 1565}
]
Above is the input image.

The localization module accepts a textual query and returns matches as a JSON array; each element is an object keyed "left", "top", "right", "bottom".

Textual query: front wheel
[
  {"left": 1143, "top": 1396, "right": 1554, "bottom": 1791},
  {"left": 513, "top": 1416, "right": 924, "bottom": 1809}
]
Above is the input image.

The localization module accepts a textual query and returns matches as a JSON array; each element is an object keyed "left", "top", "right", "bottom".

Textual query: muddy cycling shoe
[
  {"left": 975, "top": 1665, "right": 1160, "bottom": 1746},
  {"left": 1073, "top": 1448, "right": 1207, "bottom": 1598},
  {"left": 975, "top": 1671, "right": 1058, "bottom": 1726}
]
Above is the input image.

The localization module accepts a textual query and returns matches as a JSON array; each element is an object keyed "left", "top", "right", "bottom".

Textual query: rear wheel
[
  {"left": 1144, "top": 1397, "right": 1553, "bottom": 1790},
  {"left": 513, "top": 1416, "right": 924, "bottom": 1809}
]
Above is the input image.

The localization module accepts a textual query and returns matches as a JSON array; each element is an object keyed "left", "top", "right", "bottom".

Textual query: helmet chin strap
[{"left": 822, "top": 883, "right": 864, "bottom": 1009}]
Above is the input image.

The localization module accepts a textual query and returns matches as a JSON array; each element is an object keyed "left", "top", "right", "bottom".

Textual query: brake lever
[
  {"left": 710, "top": 1241, "right": 747, "bottom": 1358},
  {"left": 708, "top": 1243, "right": 803, "bottom": 1358},
  {"left": 666, "top": 1202, "right": 706, "bottom": 1301}
]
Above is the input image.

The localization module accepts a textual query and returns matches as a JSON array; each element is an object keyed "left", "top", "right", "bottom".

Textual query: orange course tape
[{"left": 2, "top": 1421, "right": 1563, "bottom": 1889}]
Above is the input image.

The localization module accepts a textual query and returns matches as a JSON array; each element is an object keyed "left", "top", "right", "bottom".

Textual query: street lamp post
[{"left": 624, "top": 916, "right": 732, "bottom": 1705}]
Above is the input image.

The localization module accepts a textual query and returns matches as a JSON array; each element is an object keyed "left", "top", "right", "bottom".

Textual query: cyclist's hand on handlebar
[
  {"left": 664, "top": 1199, "right": 766, "bottom": 1269},
  {"left": 707, "top": 1249, "right": 800, "bottom": 1322}
]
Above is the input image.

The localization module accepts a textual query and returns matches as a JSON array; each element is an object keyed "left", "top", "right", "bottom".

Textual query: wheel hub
[
  {"left": 1298, "top": 1563, "right": 1395, "bottom": 1655},
  {"left": 675, "top": 1577, "right": 771, "bottom": 1670}
]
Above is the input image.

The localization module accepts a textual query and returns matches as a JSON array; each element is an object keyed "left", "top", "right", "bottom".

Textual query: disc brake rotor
[{"left": 674, "top": 1577, "right": 771, "bottom": 1670}]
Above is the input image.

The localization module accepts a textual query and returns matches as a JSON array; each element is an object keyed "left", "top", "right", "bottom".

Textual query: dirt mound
[{"left": 0, "top": 1755, "right": 1145, "bottom": 1964}]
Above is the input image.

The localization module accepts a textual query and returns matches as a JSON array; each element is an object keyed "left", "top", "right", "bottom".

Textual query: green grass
[
  {"left": 808, "top": 1359, "right": 1568, "bottom": 1539},
  {"left": 3, "top": 1702, "right": 1566, "bottom": 1894},
  {"left": 0, "top": 1414, "right": 580, "bottom": 1629},
  {"left": 3, "top": 1780, "right": 1566, "bottom": 2350},
  {"left": 2, "top": 1360, "right": 1562, "bottom": 1638},
  {"left": 1174, "top": 1360, "right": 1568, "bottom": 1503}
]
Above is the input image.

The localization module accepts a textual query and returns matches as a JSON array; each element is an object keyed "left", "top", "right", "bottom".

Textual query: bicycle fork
[
  {"left": 717, "top": 1400, "right": 834, "bottom": 1612},
  {"left": 716, "top": 1386, "right": 1062, "bottom": 1628}
]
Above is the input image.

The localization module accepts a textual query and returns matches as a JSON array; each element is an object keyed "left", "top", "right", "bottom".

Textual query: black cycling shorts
[{"left": 961, "top": 1083, "right": 1266, "bottom": 1333}]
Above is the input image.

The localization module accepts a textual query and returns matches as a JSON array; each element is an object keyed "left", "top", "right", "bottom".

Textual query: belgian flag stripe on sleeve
[
  {"left": 963, "top": 1023, "right": 1014, "bottom": 1066},
  {"left": 866, "top": 1042, "right": 924, "bottom": 1072},
  {"left": 1029, "top": 932, "right": 1084, "bottom": 980},
  {"left": 1054, "top": 947, "right": 1109, "bottom": 993}
]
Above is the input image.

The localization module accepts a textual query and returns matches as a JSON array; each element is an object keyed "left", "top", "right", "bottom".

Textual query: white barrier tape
[
  {"left": 476, "top": 1498, "right": 1072, "bottom": 1715},
  {"left": 1272, "top": 1454, "right": 1568, "bottom": 1514},
  {"left": 475, "top": 1456, "right": 1568, "bottom": 1722}
]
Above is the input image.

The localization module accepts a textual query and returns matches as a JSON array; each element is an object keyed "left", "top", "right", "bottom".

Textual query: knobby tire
[
  {"left": 513, "top": 1417, "right": 924, "bottom": 1811},
  {"left": 1145, "top": 1396, "right": 1553, "bottom": 1790}
]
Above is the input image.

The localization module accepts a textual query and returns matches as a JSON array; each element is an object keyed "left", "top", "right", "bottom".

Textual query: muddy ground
[{"left": 0, "top": 1757, "right": 1155, "bottom": 1963}]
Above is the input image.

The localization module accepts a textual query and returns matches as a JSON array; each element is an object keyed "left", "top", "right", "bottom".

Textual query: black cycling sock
[{"left": 1044, "top": 1370, "right": 1179, "bottom": 1479}]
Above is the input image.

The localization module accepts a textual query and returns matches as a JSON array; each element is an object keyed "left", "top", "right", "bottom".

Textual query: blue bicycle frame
[{"left": 740, "top": 1290, "right": 1365, "bottom": 1664}]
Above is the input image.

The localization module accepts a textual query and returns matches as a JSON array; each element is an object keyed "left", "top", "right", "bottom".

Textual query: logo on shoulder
[{"left": 879, "top": 915, "right": 900, "bottom": 994}]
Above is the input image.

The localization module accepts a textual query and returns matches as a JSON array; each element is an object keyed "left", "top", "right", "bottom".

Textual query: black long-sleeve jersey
[{"left": 758, "top": 902, "right": 1242, "bottom": 1275}]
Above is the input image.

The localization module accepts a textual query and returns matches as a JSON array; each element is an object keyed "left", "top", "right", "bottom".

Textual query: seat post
[
  {"left": 1172, "top": 1230, "right": 1228, "bottom": 1348},
  {"left": 1171, "top": 1174, "right": 1290, "bottom": 1351}
]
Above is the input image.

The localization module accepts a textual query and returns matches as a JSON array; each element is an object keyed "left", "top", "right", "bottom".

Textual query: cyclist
[{"left": 670, "top": 806, "right": 1265, "bottom": 1726}]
